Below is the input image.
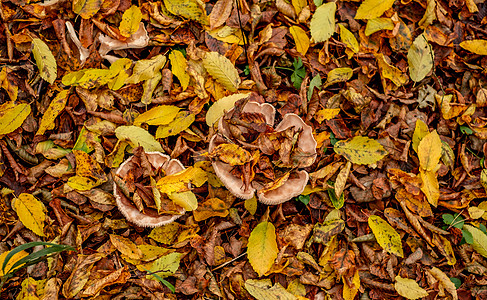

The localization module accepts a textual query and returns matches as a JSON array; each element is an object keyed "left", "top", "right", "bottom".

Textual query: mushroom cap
[
  {"left": 209, "top": 135, "right": 256, "bottom": 199},
  {"left": 218, "top": 101, "right": 276, "bottom": 139},
  {"left": 275, "top": 113, "right": 317, "bottom": 168},
  {"left": 113, "top": 151, "right": 186, "bottom": 227},
  {"left": 256, "top": 170, "right": 309, "bottom": 205}
]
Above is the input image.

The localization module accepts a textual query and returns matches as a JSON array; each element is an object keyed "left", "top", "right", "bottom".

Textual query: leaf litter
[{"left": 0, "top": 0, "right": 486, "bottom": 299}]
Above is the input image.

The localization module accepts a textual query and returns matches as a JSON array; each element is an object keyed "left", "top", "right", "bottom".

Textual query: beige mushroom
[
  {"left": 113, "top": 152, "right": 185, "bottom": 227},
  {"left": 210, "top": 101, "right": 318, "bottom": 205}
]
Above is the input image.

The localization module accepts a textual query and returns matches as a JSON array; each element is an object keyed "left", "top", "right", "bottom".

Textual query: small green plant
[
  {"left": 291, "top": 58, "right": 306, "bottom": 90},
  {"left": 459, "top": 125, "right": 473, "bottom": 135},
  {"left": 143, "top": 268, "right": 176, "bottom": 293},
  {"left": 297, "top": 194, "right": 310, "bottom": 205},
  {"left": 0, "top": 242, "right": 74, "bottom": 290},
  {"left": 442, "top": 213, "right": 473, "bottom": 244},
  {"left": 450, "top": 277, "right": 462, "bottom": 289}
]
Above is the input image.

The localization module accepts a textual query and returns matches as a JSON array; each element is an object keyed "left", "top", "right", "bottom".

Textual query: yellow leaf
[
  {"left": 412, "top": 119, "right": 429, "bottom": 153},
  {"left": 37, "top": 89, "right": 70, "bottom": 135},
  {"left": 164, "top": 0, "right": 208, "bottom": 24},
  {"left": 468, "top": 206, "right": 485, "bottom": 219},
  {"left": 0, "top": 250, "right": 28, "bottom": 276},
  {"left": 62, "top": 69, "right": 115, "bottom": 89},
  {"left": 355, "top": 0, "right": 395, "bottom": 19},
  {"left": 168, "top": 191, "right": 198, "bottom": 211},
  {"left": 435, "top": 94, "right": 467, "bottom": 120},
  {"left": 115, "top": 125, "right": 163, "bottom": 152},
  {"left": 202, "top": 51, "right": 241, "bottom": 92},
  {"left": 292, "top": 0, "right": 307, "bottom": 15},
  {"left": 289, "top": 26, "right": 310, "bottom": 56},
  {"left": 247, "top": 222, "right": 279, "bottom": 276},
  {"left": 420, "top": 169, "right": 439, "bottom": 207},
  {"left": 463, "top": 225, "right": 487, "bottom": 258},
  {"left": 245, "top": 196, "right": 258, "bottom": 215},
  {"left": 126, "top": 54, "right": 166, "bottom": 84},
  {"left": 375, "top": 53, "right": 408, "bottom": 87},
  {"left": 334, "top": 136, "right": 388, "bottom": 165},
  {"left": 141, "top": 71, "right": 162, "bottom": 105},
  {"left": 107, "top": 58, "right": 132, "bottom": 90},
  {"left": 365, "top": 18, "right": 394, "bottom": 36},
  {"left": 428, "top": 267, "right": 458, "bottom": 300},
  {"left": 206, "top": 93, "right": 250, "bottom": 126},
  {"left": 339, "top": 25, "right": 359, "bottom": 58},
  {"left": 335, "top": 161, "right": 351, "bottom": 200},
  {"left": 31, "top": 38, "right": 57, "bottom": 84},
  {"left": 418, "top": 130, "right": 442, "bottom": 171},
  {"left": 169, "top": 50, "right": 190, "bottom": 91},
  {"left": 120, "top": 6, "right": 142, "bottom": 37},
  {"left": 0, "top": 102, "right": 31, "bottom": 135},
  {"left": 133, "top": 105, "right": 180, "bottom": 126},
  {"left": 368, "top": 215, "right": 404, "bottom": 257},
  {"left": 207, "top": 27, "right": 246, "bottom": 45},
  {"left": 394, "top": 276, "right": 429, "bottom": 300},
  {"left": 324, "top": 67, "right": 353, "bottom": 88},
  {"left": 460, "top": 39, "right": 487, "bottom": 55},
  {"left": 343, "top": 269, "right": 360, "bottom": 300},
  {"left": 418, "top": 0, "right": 436, "bottom": 28},
  {"left": 310, "top": 2, "right": 336, "bottom": 43},
  {"left": 408, "top": 34, "right": 434, "bottom": 82},
  {"left": 73, "top": 150, "right": 106, "bottom": 181},
  {"left": 67, "top": 175, "right": 100, "bottom": 191},
  {"left": 0, "top": 67, "right": 18, "bottom": 101},
  {"left": 12, "top": 193, "right": 46, "bottom": 237},
  {"left": 245, "top": 279, "right": 297, "bottom": 300},
  {"left": 194, "top": 198, "right": 229, "bottom": 221},
  {"left": 149, "top": 222, "right": 180, "bottom": 244},
  {"left": 209, "top": 143, "right": 253, "bottom": 166},
  {"left": 72, "top": 0, "right": 102, "bottom": 19},
  {"left": 155, "top": 111, "right": 195, "bottom": 138},
  {"left": 110, "top": 234, "right": 143, "bottom": 259},
  {"left": 157, "top": 167, "right": 208, "bottom": 195},
  {"left": 139, "top": 252, "right": 183, "bottom": 279}
]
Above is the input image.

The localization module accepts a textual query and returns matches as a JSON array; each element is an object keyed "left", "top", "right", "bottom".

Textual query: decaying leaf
[
  {"left": 37, "top": 90, "right": 70, "bottom": 135},
  {"left": 394, "top": 276, "right": 429, "bottom": 300},
  {"left": 408, "top": 34, "right": 434, "bottom": 82},
  {"left": 206, "top": 93, "right": 250, "bottom": 126},
  {"left": 368, "top": 215, "right": 404, "bottom": 257},
  {"left": 119, "top": 6, "right": 142, "bottom": 38},
  {"left": 72, "top": 0, "right": 102, "bottom": 19},
  {"left": 31, "top": 38, "right": 57, "bottom": 84},
  {"left": 0, "top": 102, "right": 31, "bottom": 135},
  {"left": 245, "top": 279, "right": 297, "bottom": 300}
]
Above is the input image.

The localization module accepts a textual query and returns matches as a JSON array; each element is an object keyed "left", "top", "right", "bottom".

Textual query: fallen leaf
[
  {"left": 420, "top": 169, "right": 439, "bottom": 207},
  {"left": 209, "top": 0, "right": 233, "bottom": 30},
  {"left": 408, "top": 34, "right": 434, "bottom": 82},
  {"left": 339, "top": 24, "right": 359, "bottom": 58},
  {"left": 193, "top": 198, "right": 228, "bottom": 221},
  {"left": 115, "top": 126, "right": 164, "bottom": 152},
  {"left": 324, "top": 67, "right": 353, "bottom": 88},
  {"left": 110, "top": 234, "right": 143, "bottom": 259},
  {"left": 12, "top": 193, "right": 46, "bottom": 237},
  {"left": 37, "top": 89, "right": 70, "bottom": 135},
  {"left": 428, "top": 267, "right": 458, "bottom": 300},
  {"left": 155, "top": 111, "right": 195, "bottom": 138},
  {"left": 169, "top": 50, "right": 190, "bottom": 91},
  {"left": 209, "top": 143, "right": 253, "bottom": 166},
  {"left": 418, "top": 130, "right": 442, "bottom": 171},
  {"left": 368, "top": 215, "right": 404, "bottom": 257},
  {"left": 375, "top": 53, "right": 408, "bottom": 87},
  {"left": 245, "top": 279, "right": 297, "bottom": 300},
  {"left": 72, "top": 0, "right": 102, "bottom": 19},
  {"left": 289, "top": 26, "right": 310, "bottom": 55},
  {"left": 156, "top": 167, "right": 207, "bottom": 195},
  {"left": 126, "top": 54, "right": 166, "bottom": 84},
  {"left": 202, "top": 52, "right": 241, "bottom": 92},
  {"left": 119, "top": 6, "right": 142, "bottom": 38},
  {"left": 205, "top": 93, "right": 250, "bottom": 126},
  {"left": 365, "top": 18, "right": 394, "bottom": 36},
  {"left": 0, "top": 250, "right": 28, "bottom": 276},
  {"left": 0, "top": 102, "right": 31, "bottom": 135},
  {"left": 164, "top": 0, "right": 208, "bottom": 25},
  {"left": 31, "top": 38, "right": 57, "bottom": 84},
  {"left": 394, "top": 276, "right": 429, "bottom": 299},
  {"left": 460, "top": 39, "right": 487, "bottom": 55},
  {"left": 310, "top": 2, "right": 336, "bottom": 43},
  {"left": 247, "top": 221, "right": 278, "bottom": 276},
  {"left": 168, "top": 191, "right": 198, "bottom": 211},
  {"left": 334, "top": 136, "right": 388, "bottom": 165},
  {"left": 463, "top": 225, "right": 487, "bottom": 258},
  {"left": 133, "top": 105, "right": 180, "bottom": 126},
  {"left": 412, "top": 119, "right": 429, "bottom": 153},
  {"left": 343, "top": 269, "right": 360, "bottom": 300},
  {"left": 334, "top": 161, "right": 351, "bottom": 200},
  {"left": 355, "top": 0, "right": 395, "bottom": 19}
]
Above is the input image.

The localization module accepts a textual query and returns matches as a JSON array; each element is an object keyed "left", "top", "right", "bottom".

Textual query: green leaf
[
  {"left": 462, "top": 229, "right": 474, "bottom": 245},
  {"left": 308, "top": 74, "right": 322, "bottom": 101},
  {"left": 31, "top": 39, "right": 57, "bottom": 84}
]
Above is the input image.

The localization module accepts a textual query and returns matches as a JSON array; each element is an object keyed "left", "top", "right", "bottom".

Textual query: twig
[{"left": 211, "top": 252, "right": 246, "bottom": 271}]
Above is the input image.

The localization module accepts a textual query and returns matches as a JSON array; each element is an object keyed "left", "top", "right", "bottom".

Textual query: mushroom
[
  {"left": 113, "top": 152, "right": 186, "bottom": 227},
  {"left": 209, "top": 101, "right": 318, "bottom": 205}
]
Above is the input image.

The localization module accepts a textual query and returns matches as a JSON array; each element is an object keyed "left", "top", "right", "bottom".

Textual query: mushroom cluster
[
  {"left": 113, "top": 148, "right": 186, "bottom": 227},
  {"left": 209, "top": 100, "right": 317, "bottom": 205}
]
